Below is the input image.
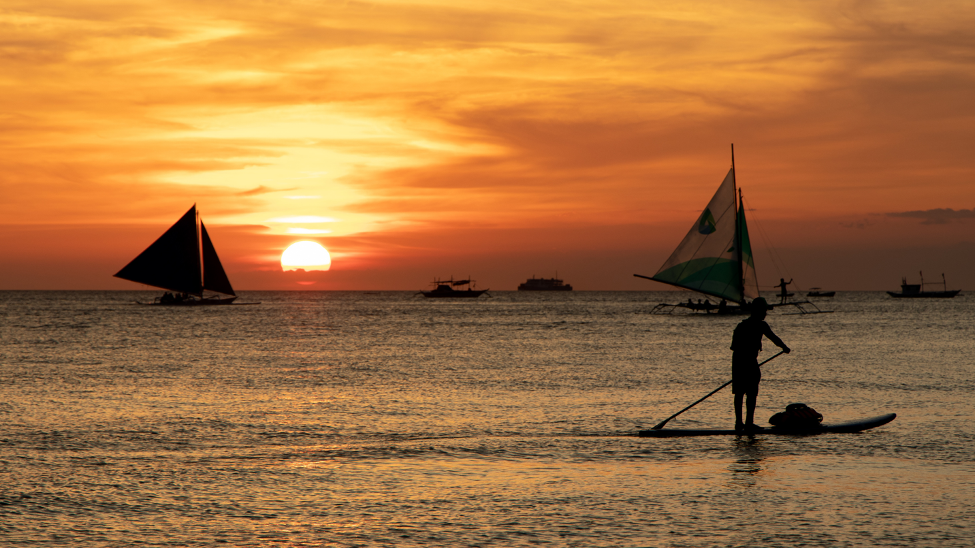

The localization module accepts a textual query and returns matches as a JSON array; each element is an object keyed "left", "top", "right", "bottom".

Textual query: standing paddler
[{"left": 730, "top": 297, "right": 791, "bottom": 432}]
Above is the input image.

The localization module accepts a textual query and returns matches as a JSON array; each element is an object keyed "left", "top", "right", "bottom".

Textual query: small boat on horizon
[
  {"left": 517, "top": 276, "right": 573, "bottom": 291},
  {"left": 807, "top": 288, "right": 836, "bottom": 297},
  {"left": 114, "top": 205, "right": 240, "bottom": 305},
  {"left": 420, "top": 277, "right": 489, "bottom": 298},
  {"left": 887, "top": 273, "right": 960, "bottom": 298}
]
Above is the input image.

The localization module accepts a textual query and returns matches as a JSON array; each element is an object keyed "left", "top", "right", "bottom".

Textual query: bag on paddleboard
[{"left": 768, "top": 403, "right": 823, "bottom": 429}]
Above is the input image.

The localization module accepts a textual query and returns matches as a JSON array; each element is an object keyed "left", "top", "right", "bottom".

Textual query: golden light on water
[{"left": 281, "top": 241, "right": 332, "bottom": 272}]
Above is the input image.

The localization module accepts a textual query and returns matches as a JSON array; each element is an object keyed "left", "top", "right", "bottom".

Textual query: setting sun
[{"left": 281, "top": 241, "right": 332, "bottom": 272}]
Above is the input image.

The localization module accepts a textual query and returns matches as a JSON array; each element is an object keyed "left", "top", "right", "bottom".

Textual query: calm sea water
[{"left": 0, "top": 290, "right": 973, "bottom": 547}]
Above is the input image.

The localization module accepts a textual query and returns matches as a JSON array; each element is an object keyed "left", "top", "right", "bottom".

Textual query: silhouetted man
[
  {"left": 777, "top": 278, "right": 793, "bottom": 304},
  {"left": 730, "top": 297, "right": 790, "bottom": 432}
]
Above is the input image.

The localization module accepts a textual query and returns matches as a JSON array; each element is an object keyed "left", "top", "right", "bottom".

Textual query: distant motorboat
[
  {"left": 887, "top": 273, "right": 959, "bottom": 298},
  {"left": 807, "top": 288, "right": 836, "bottom": 297},
  {"left": 421, "top": 278, "right": 488, "bottom": 298},
  {"left": 114, "top": 205, "right": 239, "bottom": 305}
]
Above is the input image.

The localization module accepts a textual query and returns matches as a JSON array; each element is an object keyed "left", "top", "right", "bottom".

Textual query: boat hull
[
  {"left": 421, "top": 290, "right": 488, "bottom": 298},
  {"left": 517, "top": 285, "right": 572, "bottom": 291},
  {"left": 637, "top": 413, "right": 896, "bottom": 437},
  {"left": 651, "top": 302, "right": 747, "bottom": 315},
  {"left": 139, "top": 296, "right": 238, "bottom": 306},
  {"left": 517, "top": 278, "right": 572, "bottom": 291}
]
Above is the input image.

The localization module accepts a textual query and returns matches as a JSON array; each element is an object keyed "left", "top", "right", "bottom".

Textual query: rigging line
[
  {"left": 746, "top": 200, "right": 795, "bottom": 292},
  {"left": 742, "top": 195, "right": 798, "bottom": 292}
]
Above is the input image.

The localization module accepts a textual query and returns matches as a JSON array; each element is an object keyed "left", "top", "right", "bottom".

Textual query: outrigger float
[{"left": 635, "top": 145, "right": 829, "bottom": 315}]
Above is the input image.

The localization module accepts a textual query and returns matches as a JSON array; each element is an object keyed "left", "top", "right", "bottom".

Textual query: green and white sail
[
  {"left": 651, "top": 168, "right": 758, "bottom": 304},
  {"left": 737, "top": 194, "right": 759, "bottom": 301}
]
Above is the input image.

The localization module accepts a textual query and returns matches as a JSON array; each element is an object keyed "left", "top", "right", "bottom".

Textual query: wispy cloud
[
  {"left": 840, "top": 218, "right": 876, "bottom": 230},
  {"left": 286, "top": 228, "right": 332, "bottom": 234},
  {"left": 238, "top": 185, "right": 295, "bottom": 196},
  {"left": 268, "top": 216, "right": 337, "bottom": 223},
  {"left": 886, "top": 208, "right": 975, "bottom": 225}
]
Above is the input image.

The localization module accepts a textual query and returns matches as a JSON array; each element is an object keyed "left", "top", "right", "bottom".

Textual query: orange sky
[{"left": 1, "top": 0, "right": 973, "bottom": 291}]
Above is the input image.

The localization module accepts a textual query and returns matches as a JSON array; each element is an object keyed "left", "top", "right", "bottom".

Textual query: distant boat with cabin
[
  {"left": 420, "top": 277, "right": 489, "bottom": 298},
  {"left": 634, "top": 145, "right": 827, "bottom": 315},
  {"left": 114, "top": 205, "right": 240, "bottom": 305},
  {"left": 887, "top": 273, "right": 960, "bottom": 298},
  {"left": 518, "top": 276, "right": 573, "bottom": 291}
]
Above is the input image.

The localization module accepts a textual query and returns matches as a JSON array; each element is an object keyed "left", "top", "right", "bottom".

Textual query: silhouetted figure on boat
[
  {"left": 730, "top": 297, "right": 790, "bottom": 432},
  {"left": 777, "top": 278, "right": 793, "bottom": 304}
]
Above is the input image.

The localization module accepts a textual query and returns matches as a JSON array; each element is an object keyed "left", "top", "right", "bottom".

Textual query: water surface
[{"left": 0, "top": 291, "right": 973, "bottom": 546}]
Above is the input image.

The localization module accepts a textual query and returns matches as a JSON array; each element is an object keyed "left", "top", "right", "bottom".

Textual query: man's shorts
[{"left": 732, "top": 357, "right": 761, "bottom": 396}]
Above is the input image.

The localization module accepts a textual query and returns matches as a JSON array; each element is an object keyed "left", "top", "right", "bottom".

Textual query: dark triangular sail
[
  {"left": 114, "top": 205, "right": 203, "bottom": 295},
  {"left": 201, "top": 221, "right": 236, "bottom": 296}
]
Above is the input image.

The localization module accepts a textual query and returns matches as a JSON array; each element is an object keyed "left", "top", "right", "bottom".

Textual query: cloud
[
  {"left": 0, "top": 0, "right": 973, "bottom": 291},
  {"left": 840, "top": 218, "right": 876, "bottom": 230},
  {"left": 886, "top": 208, "right": 975, "bottom": 225},
  {"left": 237, "top": 185, "right": 296, "bottom": 196},
  {"left": 268, "top": 216, "right": 337, "bottom": 223}
]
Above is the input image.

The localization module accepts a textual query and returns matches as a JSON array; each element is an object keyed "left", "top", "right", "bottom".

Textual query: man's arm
[{"left": 762, "top": 323, "right": 791, "bottom": 353}]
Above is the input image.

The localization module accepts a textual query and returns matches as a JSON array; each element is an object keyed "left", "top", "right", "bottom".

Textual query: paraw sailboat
[
  {"left": 114, "top": 205, "right": 238, "bottom": 305},
  {"left": 634, "top": 146, "right": 757, "bottom": 314},
  {"left": 635, "top": 146, "right": 826, "bottom": 315}
]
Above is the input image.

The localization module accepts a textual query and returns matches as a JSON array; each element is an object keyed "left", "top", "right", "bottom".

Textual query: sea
[{"left": 0, "top": 290, "right": 973, "bottom": 548}]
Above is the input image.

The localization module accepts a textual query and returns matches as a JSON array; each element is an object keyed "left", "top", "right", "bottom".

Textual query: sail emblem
[{"left": 698, "top": 209, "right": 717, "bottom": 235}]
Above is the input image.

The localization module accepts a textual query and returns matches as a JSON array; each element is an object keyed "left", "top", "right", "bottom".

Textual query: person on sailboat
[
  {"left": 777, "top": 278, "right": 793, "bottom": 304},
  {"left": 730, "top": 297, "right": 790, "bottom": 432}
]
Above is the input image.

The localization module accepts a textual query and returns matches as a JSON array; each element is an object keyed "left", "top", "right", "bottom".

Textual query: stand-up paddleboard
[{"left": 638, "top": 413, "right": 895, "bottom": 438}]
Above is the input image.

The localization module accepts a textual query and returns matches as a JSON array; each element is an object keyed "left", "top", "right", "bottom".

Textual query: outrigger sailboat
[
  {"left": 114, "top": 205, "right": 239, "bottom": 305},
  {"left": 635, "top": 146, "right": 827, "bottom": 315}
]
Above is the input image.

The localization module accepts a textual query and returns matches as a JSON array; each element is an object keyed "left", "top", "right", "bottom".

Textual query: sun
[{"left": 281, "top": 241, "right": 332, "bottom": 271}]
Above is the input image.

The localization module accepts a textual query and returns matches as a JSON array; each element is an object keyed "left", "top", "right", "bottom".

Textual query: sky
[{"left": 1, "top": 0, "right": 973, "bottom": 292}]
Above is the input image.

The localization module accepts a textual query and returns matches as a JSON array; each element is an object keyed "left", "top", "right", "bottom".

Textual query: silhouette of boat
[
  {"left": 635, "top": 145, "right": 827, "bottom": 315},
  {"left": 420, "top": 278, "right": 488, "bottom": 298},
  {"left": 807, "top": 288, "right": 835, "bottom": 297},
  {"left": 518, "top": 276, "right": 573, "bottom": 291},
  {"left": 887, "top": 273, "right": 959, "bottom": 298},
  {"left": 114, "top": 205, "right": 239, "bottom": 305}
]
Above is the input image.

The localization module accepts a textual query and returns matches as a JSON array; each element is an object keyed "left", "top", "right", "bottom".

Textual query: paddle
[{"left": 650, "top": 350, "right": 786, "bottom": 430}]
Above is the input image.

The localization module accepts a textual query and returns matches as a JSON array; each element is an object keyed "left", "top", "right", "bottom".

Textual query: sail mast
[{"left": 731, "top": 143, "right": 744, "bottom": 305}]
